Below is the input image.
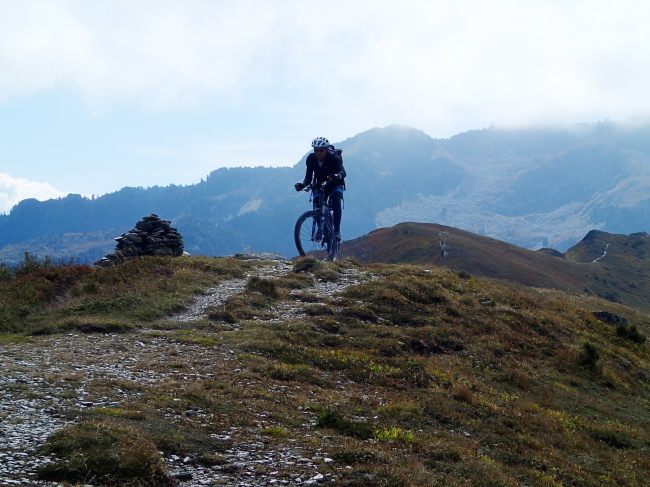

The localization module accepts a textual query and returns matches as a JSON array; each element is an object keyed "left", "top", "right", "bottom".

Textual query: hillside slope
[
  {"left": 0, "top": 254, "right": 648, "bottom": 486},
  {"left": 340, "top": 222, "right": 650, "bottom": 314}
]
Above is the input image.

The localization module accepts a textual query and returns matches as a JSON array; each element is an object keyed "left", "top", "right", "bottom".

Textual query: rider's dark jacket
[{"left": 301, "top": 148, "right": 346, "bottom": 192}]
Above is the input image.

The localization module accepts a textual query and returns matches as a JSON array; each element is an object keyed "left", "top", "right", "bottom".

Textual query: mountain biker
[{"left": 294, "top": 137, "right": 346, "bottom": 241}]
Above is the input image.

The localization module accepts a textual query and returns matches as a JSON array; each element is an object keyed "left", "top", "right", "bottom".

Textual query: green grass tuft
[
  {"left": 616, "top": 324, "right": 647, "bottom": 344},
  {"left": 316, "top": 408, "right": 377, "bottom": 440}
]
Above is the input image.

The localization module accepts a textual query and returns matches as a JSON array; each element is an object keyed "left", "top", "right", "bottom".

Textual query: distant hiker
[{"left": 294, "top": 136, "right": 346, "bottom": 241}]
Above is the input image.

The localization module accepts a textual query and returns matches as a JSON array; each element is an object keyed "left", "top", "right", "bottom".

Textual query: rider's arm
[
  {"left": 303, "top": 169, "right": 313, "bottom": 186},
  {"left": 330, "top": 153, "right": 346, "bottom": 180},
  {"left": 302, "top": 155, "right": 315, "bottom": 186}
]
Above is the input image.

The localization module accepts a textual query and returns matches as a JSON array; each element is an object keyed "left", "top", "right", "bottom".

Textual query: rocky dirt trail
[{"left": 0, "top": 254, "right": 371, "bottom": 486}]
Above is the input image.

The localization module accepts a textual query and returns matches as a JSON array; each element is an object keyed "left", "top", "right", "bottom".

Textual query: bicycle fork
[{"left": 312, "top": 213, "right": 325, "bottom": 243}]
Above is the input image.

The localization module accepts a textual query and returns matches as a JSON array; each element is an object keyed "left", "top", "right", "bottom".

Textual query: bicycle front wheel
[{"left": 294, "top": 210, "right": 331, "bottom": 259}]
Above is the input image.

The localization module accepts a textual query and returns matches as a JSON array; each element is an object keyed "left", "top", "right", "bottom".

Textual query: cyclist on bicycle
[{"left": 294, "top": 136, "right": 346, "bottom": 241}]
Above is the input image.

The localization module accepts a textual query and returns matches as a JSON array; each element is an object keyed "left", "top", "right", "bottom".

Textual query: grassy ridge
[
  {"left": 340, "top": 222, "right": 650, "bottom": 314},
  {"left": 0, "top": 253, "right": 249, "bottom": 334},
  {"left": 1, "top": 254, "right": 649, "bottom": 486}
]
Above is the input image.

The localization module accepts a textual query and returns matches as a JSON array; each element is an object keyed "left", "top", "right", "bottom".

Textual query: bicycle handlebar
[{"left": 304, "top": 182, "right": 328, "bottom": 191}]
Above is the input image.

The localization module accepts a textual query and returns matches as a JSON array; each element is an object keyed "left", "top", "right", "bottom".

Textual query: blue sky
[{"left": 1, "top": 0, "right": 650, "bottom": 213}]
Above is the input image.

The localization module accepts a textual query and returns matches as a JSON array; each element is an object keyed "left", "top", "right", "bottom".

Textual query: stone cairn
[{"left": 94, "top": 214, "right": 184, "bottom": 267}]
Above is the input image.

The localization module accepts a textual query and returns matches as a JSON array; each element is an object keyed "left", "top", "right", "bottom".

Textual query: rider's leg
[
  {"left": 312, "top": 193, "right": 323, "bottom": 212},
  {"left": 329, "top": 190, "right": 343, "bottom": 235}
]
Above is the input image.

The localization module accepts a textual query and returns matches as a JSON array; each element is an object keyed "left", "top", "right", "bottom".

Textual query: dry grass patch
[
  {"left": 207, "top": 292, "right": 278, "bottom": 323},
  {"left": 2, "top": 255, "right": 251, "bottom": 334},
  {"left": 0, "top": 334, "right": 33, "bottom": 343},
  {"left": 92, "top": 407, "right": 147, "bottom": 421},
  {"left": 292, "top": 256, "right": 348, "bottom": 282},
  {"left": 31, "top": 317, "right": 136, "bottom": 335},
  {"left": 166, "top": 329, "right": 222, "bottom": 347},
  {"left": 37, "top": 420, "right": 174, "bottom": 486}
]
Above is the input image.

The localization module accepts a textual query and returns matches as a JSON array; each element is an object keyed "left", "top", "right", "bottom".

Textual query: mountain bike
[{"left": 294, "top": 183, "right": 339, "bottom": 261}]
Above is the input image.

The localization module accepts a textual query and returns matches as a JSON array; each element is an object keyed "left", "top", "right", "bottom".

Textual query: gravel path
[{"left": 0, "top": 255, "right": 370, "bottom": 486}]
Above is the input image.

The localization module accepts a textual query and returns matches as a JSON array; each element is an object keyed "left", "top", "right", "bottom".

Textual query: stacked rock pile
[{"left": 94, "top": 214, "right": 184, "bottom": 267}]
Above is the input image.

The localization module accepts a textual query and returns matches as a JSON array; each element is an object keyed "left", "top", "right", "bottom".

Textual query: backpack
[
  {"left": 329, "top": 146, "right": 343, "bottom": 159},
  {"left": 329, "top": 146, "right": 345, "bottom": 192}
]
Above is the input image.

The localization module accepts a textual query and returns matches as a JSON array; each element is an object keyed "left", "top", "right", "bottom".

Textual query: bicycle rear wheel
[{"left": 294, "top": 210, "right": 332, "bottom": 259}]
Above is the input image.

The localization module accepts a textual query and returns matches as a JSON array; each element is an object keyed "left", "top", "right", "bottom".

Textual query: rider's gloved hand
[{"left": 294, "top": 183, "right": 305, "bottom": 191}]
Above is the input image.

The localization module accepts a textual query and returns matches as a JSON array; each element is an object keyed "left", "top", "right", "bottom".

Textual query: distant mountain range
[
  {"left": 2, "top": 120, "right": 650, "bottom": 265},
  {"left": 340, "top": 222, "right": 650, "bottom": 314}
]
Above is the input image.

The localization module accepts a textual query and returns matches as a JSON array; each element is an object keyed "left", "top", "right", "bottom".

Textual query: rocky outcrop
[
  {"left": 94, "top": 214, "right": 184, "bottom": 267},
  {"left": 592, "top": 311, "right": 628, "bottom": 327}
]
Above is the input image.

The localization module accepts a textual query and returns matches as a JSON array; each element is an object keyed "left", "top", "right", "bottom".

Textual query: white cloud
[
  {"left": 0, "top": 0, "right": 288, "bottom": 108},
  {"left": 1, "top": 0, "right": 650, "bottom": 193},
  {"left": 0, "top": 173, "right": 68, "bottom": 214},
  {"left": 128, "top": 138, "right": 299, "bottom": 169},
  {"left": 2, "top": 0, "right": 649, "bottom": 129}
]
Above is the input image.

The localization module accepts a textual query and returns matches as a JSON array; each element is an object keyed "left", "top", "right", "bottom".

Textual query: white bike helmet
[{"left": 311, "top": 137, "right": 330, "bottom": 148}]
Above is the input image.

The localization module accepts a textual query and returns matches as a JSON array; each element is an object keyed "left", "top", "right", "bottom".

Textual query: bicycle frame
[
  {"left": 294, "top": 182, "right": 338, "bottom": 260},
  {"left": 309, "top": 184, "right": 333, "bottom": 242}
]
